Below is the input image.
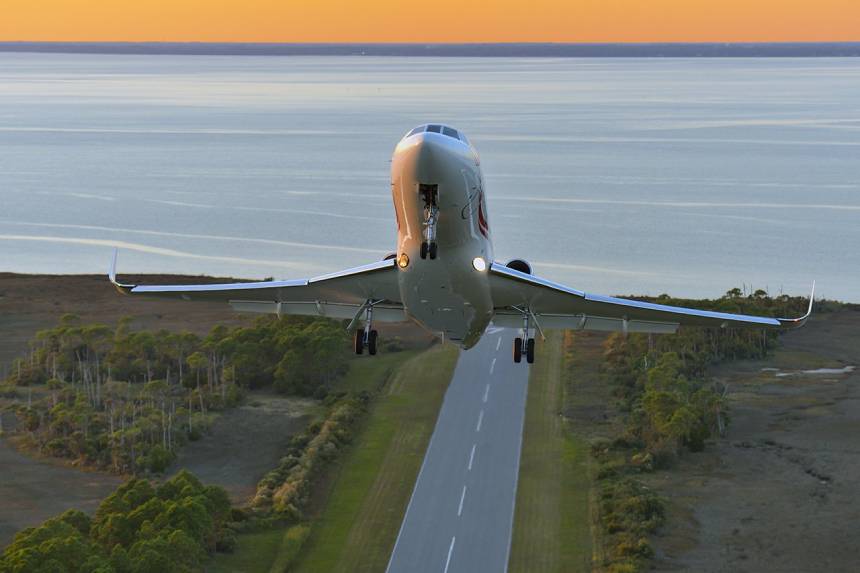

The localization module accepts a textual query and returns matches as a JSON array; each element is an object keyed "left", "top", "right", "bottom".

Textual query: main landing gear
[
  {"left": 419, "top": 183, "right": 439, "bottom": 260},
  {"left": 512, "top": 307, "right": 539, "bottom": 364},
  {"left": 513, "top": 337, "right": 535, "bottom": 364},
  {"left": 352, "top": 299, "right": 380, "bottom": 356},
  {"left": 354, "top": 328, "right": 378, "bottom": 355}
]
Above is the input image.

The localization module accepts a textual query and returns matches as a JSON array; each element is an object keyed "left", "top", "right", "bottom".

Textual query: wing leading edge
[
  {"left": 108, "top": 250, "right": 406, "bottom": 323},
  {"left": 488, "top": 262, "right": 813, "bottom": 334}
]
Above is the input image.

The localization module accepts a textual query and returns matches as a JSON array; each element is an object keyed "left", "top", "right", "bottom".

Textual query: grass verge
[
  {"left": 206, "top": 348, "right": 432, "bottom": 573},
  {"left": 508, "top": 331, "right": 593, "bottom": 572},
  {"left": 290, "top": 343, "right": 459, "bottom": 573}
]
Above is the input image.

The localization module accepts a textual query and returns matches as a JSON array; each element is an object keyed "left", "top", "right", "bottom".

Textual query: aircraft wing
[
  {"left": 108, "top": 250, "right": 406, "bottom": 323},
  {"left": 488, "top": 262, "right": 813, "bottom": 334}
]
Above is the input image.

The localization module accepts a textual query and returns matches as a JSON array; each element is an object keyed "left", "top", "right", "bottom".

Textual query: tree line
[
  {"left": 1, "top": 314, "right": 350, "bottom": 474},
  {"left": 0, "top": 470, "right": 233, "bottom": 573}
]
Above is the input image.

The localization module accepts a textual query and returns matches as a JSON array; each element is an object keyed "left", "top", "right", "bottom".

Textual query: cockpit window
[
  {"left": 442, "top": 126, "right": 459, "bottom": 139},
  {"left": 405, "top": 124, "right": 468, "bottom": 144}
]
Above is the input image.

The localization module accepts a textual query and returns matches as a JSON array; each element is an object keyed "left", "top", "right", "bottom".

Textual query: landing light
[
  {"left": 398, "top": 253, "right": 410, "bottom": 268},
  {"left": 472, "top": 257, "right": 487, "bottom": 272}
]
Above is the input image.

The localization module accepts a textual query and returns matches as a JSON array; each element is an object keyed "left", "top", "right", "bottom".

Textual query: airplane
[{"left": 109, "top": 123, "right": 814, "bottom": 364}]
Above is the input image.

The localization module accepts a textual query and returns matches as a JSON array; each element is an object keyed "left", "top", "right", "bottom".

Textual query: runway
[{"left": 386, "top": 328, "right": 530, "bottom": 573}]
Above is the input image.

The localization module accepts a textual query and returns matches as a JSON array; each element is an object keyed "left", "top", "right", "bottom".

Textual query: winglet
[
  {"left": 108, "top": 249, "right": 135, "bottom": 294},
  {"left": 777, "top": 281, "right": 815, "bottom": 330}
]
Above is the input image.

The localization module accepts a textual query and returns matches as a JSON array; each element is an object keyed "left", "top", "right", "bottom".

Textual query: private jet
[{"left": 110, "top": 124, "right": 813, "bottom": 364}]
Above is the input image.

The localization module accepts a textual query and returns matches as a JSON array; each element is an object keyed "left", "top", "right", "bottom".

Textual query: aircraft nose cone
[{"left": 413, "top": 134, "right": 445, "bottom": 176}]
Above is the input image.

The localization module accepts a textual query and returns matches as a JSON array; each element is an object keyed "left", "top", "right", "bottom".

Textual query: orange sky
[{"left": 2, "top": 0, "right": 858, "bottom": 43}]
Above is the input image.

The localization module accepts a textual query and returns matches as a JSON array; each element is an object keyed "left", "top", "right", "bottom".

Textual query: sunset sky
[{"left": 2, "top": 0, "right": 858, "bottom": 43}]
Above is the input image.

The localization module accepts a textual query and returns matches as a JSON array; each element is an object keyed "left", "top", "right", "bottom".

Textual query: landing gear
[
  {"left": 420, "top": 241, "right": 437, "bottom": 260},
  {"left": 368, "top": 330, "right": 378, "bottom": 355},
  {"left": 352, "top": 300, "right": 380, "bottom": 356},
  {"left": 511, "top": 306, "right": 540, "bottom": 364},
  {"left": 354, "top": 329, "right": 364, "bottom": 355},
  {"left": 419, "top": 184, "right": 439, "bottom": 260},
  {"left": 512, "top": 336, "right": 536, "bottom": 364}
]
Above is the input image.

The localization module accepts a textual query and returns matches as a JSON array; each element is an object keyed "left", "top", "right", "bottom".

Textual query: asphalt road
[{"left": 387, "top": 328, "right": 530, "bottom": 573}]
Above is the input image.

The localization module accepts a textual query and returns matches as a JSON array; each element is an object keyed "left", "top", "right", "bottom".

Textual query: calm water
[{"left": 1, "top": 54, "right": 858, "bottom": 301}]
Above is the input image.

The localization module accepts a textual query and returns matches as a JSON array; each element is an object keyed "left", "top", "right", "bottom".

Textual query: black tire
[
  {"left": 420, "top": 242, "right": 428, "bottom": 259},
  {"left": 353, "top": 330, "right": 364, "bottom": 355},
  {"left": 368, "top": 330, "right": 378, "bottom": 356},
  {"left": 429, "top": 242, "right": 438, "bottom": 260},
  {"left": 526, "top": 338, "right": 536, "bottom": 364},
  {"left": 513, "top": 337, "right": 523, "bottom": 363}
]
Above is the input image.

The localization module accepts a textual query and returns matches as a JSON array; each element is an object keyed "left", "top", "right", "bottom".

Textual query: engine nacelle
[{"left": 506, "top": 259, "right": 532, "bottom": 274}]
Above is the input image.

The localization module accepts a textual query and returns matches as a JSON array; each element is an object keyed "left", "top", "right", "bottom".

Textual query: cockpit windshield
[{"left": 405, "top": 124, "right": 468, "bottom": 144}]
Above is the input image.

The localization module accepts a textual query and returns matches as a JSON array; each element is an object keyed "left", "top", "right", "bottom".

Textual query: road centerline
[
  {"left": 468, "top": 443, "right": 476, "bottom": 471},
  {"left": 458, "top": 485, "right": 467, "bottom": 516},
  {"left": 476, "top": 409, "right": 484, "bottom": 432},
  {"left": 490, "top": 357, "right": 496, "bottom": 374},
  {"left": 444, "top": 536, "right": 456, "bottom": 573},
  {"left": 483, "top": 383, "right": 490, "bottom": 403}
]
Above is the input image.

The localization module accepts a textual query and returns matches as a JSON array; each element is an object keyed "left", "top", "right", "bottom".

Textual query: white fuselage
[{"left": 390, "top": 127, "right": 494, "bottom": 348}]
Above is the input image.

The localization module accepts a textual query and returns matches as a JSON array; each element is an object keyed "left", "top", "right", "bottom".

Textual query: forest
[
  {"left": 0, "top": 314, "right": 350, "bottom": 474},
  {"left": 0, "top": 470, "right": 233, "bottom": 573}
]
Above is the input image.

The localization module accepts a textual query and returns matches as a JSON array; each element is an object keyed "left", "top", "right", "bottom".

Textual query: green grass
[
  {"left": 208, "top": 527, "right": 288, "bottom": 573},
  {"left": 329, "top": 350, "right": 420, "bottom": 395},
  {"left": 207, "top": 349, "right": 431, "bottom": 573},
  {"left": 508, "top": 331, "right": 593, "bottom": 573},
  {"left": 291, "top": 343, "right": 459, "bottom": 573}
]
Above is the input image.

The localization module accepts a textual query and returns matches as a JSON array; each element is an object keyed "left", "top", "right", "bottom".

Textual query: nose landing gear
[{"left": 419, "top": 184, "right": 439, "bottom": 260}]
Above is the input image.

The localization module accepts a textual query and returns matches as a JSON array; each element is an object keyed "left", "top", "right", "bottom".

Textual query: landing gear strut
[
  {"left": 419, "top": 184, "right": 438, "bottom": 260},
  {"left": 512, "top": 307, "right": 539, "bottom": 364},
  {"left": 352, "top": 300, "right": 380, "bottom": 356}
]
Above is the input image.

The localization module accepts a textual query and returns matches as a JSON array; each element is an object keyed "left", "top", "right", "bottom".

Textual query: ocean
[{"left": 1, "top": 53, "right": 858, "bottom": 301}]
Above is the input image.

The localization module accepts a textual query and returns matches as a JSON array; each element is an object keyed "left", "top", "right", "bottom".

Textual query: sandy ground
[{"left": 647, "top": 308, "right": 860, "bottom": 573}]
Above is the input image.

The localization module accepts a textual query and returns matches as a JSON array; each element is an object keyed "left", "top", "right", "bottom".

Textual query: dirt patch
[
  {"left": 169, "top": 393, "right": 317, "bottom": 505},
  {"left": 0, "top": 273, "right": 252, "bottom": 373},
  {"left": 647, "top": 308, "right": 860, "bottom": 573},
  {"left": 0, "top": 440, "right": 122, "bottom": 548}
]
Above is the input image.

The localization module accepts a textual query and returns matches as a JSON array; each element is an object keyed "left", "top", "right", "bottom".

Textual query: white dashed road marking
[{"left": 444, "top": 536, "right": 456, "bottom": 573}]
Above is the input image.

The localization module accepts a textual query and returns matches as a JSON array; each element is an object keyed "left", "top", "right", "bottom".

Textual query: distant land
[{"left": 1, "top": 42, "right": 860, "bottom": 57}]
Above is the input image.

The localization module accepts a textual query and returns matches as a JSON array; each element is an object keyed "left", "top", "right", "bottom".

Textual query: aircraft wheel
[
  {"left": 353, "top": 330, "right": 364, "bottom": 355},
  {"left": 429, "top": 242, "right": 438, "bottom": 260},
  {"left": 526, "top": 338, "right": 536, "bottom": 364},
  {"left": 368, "top": 330, "right": 378, "bottom": 355},
  {"left": 513, "top": 337, "right": 523, "bottom": 363},
  {"left": 420, "top": 242, "right": 428, "bottom": 259}
]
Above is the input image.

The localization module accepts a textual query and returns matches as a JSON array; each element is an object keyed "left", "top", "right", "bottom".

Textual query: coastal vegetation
[
  {"left": 592, "top": 289, "right": 812, "bottom": 572},
  {"left": 0, "top": 470, "right": 233, "bottom": 573},
  {"left": 0, "top": 314, "right": 350, "bottom": 474}
]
